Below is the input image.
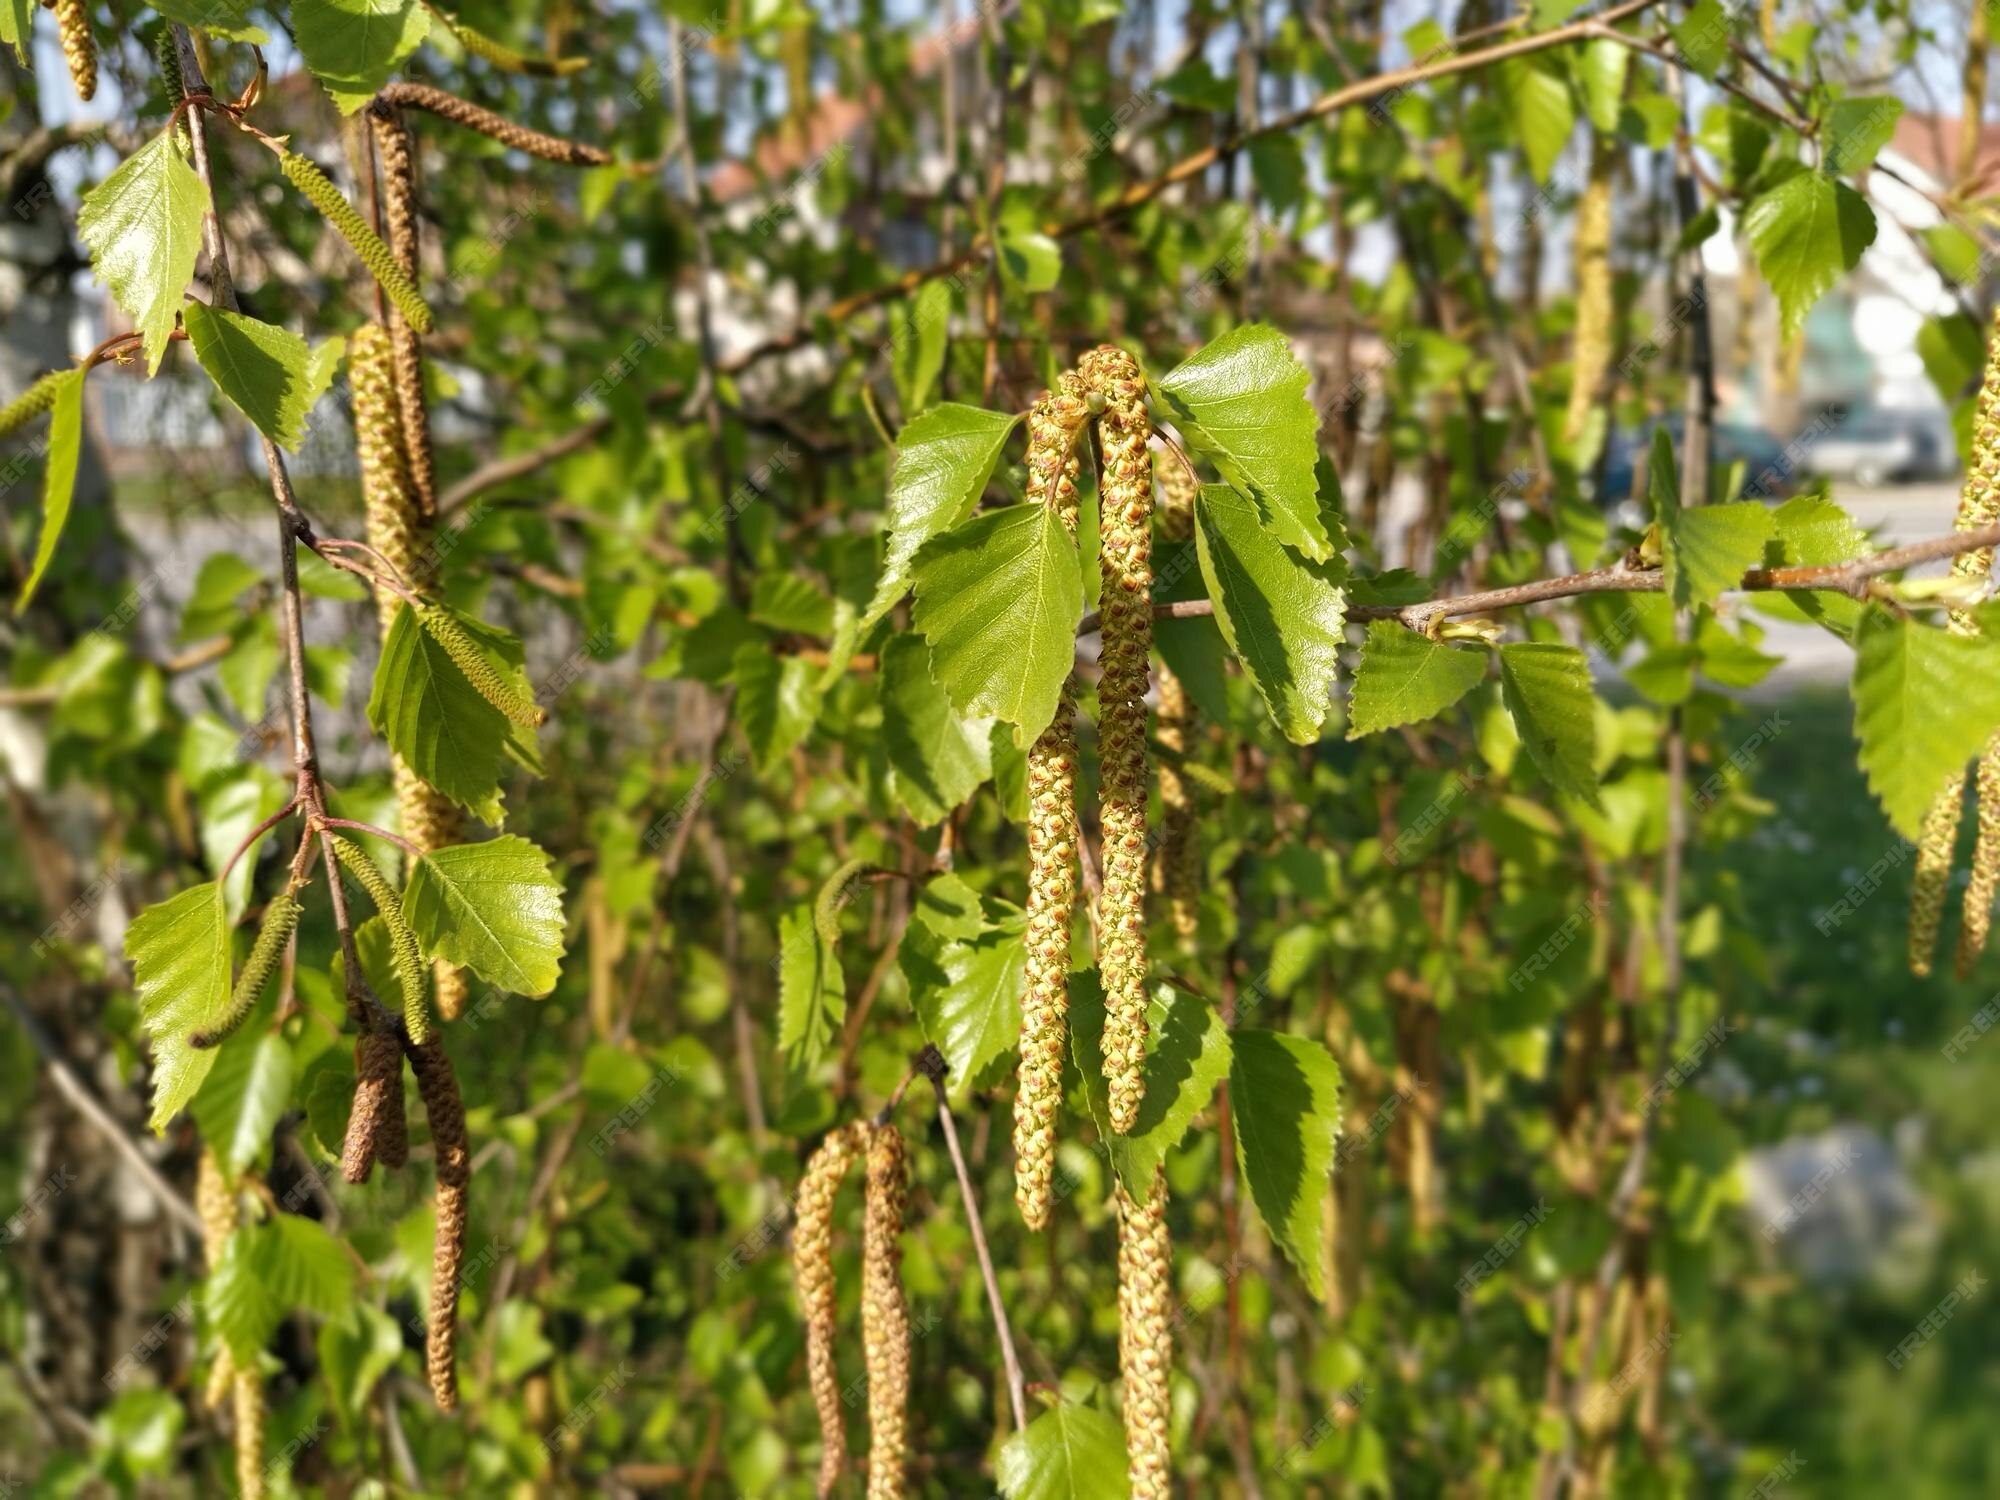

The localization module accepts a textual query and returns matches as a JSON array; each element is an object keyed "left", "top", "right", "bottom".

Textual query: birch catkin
[
  {"left": 1014, "top": 373, "right": 1090, "bottom": 1231},
  {"left": 342, "top": 1030, "right": 406, "bottom": 1184},
  {"left": 1912, "top": 301, "right": 2000, "bottom": 974},
  {"left": 56, "top": 0, "right": 95, "bottom": 102},
  {"left": 794, "top": 1122, "right": 867, "bottom": 1497},
  {"left": 331, "top": 836, "right": 432, "bottom": 1044},
  {"left": 190, "top": 891, "right": 303, "bottom": 1049},
  {"left": 196, "top": 1149, "right": 265, "bottom": 1495},
  {"left": 1116, "top": 1169, "right": 1172, "bottom": 1499},
  {"left": 1564, "top": 139, "right": 1615, "bottom": 451},
  {"left": 1152, "top": 449, "right": 1199, "bottom": 943},
  {"left": 861, "top": 1124, "right": 910, "bottom": 1500},
  {"left": 279, "top": 152, "right": 435, "bottom": 332},
  {"left": 409, "top": 1036, "right": 469, "bottom": 1410},
  {"left": 1079, "top": 345, "right": 1155, "bottom": 1135},
  {"left": 367, "top": 105, "right": 438, "bottom": 519},
  {"left": 0, "top": 371, "right": 65, "bottom": 440},
  {"left": 376, "top": 82, "right": 613, "bottom": 165},
  {"left": 417, "top": 604, "right": 548, "bottom": 727}
]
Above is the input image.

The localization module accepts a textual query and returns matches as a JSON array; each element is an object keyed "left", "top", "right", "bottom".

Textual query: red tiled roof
[{"left": 1888, "top": 112, "right": 2000, "bottom": 196}]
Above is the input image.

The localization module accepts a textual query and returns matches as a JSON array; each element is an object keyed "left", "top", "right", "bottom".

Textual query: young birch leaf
[
  {"left": 190, "top": 1032, "right": 293, "bottom": 1179},
  {"left": 1499, "top": 57, "right": 1576, "bottom": 182},
  {"left": 997, "top": 1400, "right": 1131, "bottom": 1500},
  {"left": 864, "top": 405, "right": 1023, "bottom": 628},
  {"left": 148, "top": 0, "right": 268, "bottom": 42},
  {"left": 77, "top": 134, "right": 208, "bottom": 376},
  {"left": 183, "top": 304, "right": 342, "bottom": 452},
  {"left": 125, "top": 881, "right": 232, "bottom": 1131},
  {"left": 1668, "top": 505, "right": 1776, "bottom": 610},
  {"left": 904, "top": 921, "right": 1025, "bottom": 1103},
  {"left": 1156, "top": 324, "right": 1329, "bottom": 561},
  {"left": 366, "top": 603, "right": 510, "bottom": 824},
  {"left": 889, "top": 279, "right": 951, "bottom": 419},
  {"left": 1071, "top": 975, "right": 1232, "bottom": 1199},
  {"left": 1752, "top": 492, "right": 1869, "bottom": 631},
  {"left": 1824, "top": 96, "right": 1903, "bottom": 176},
  {"left": 911, "top": 503, "right": 1084, "bottom": 743},
  {"left": 1347, "top": 621, "right": 1488, "bottom": 737},
  {"left": 1229, "top": 1028, "right": 1342, "bottom": 1298},
  {"left": 1851, "top": 605, "right": 2000, "bottom": 840},
  {"left": 777, "top": 905, "right": 845, "bottom": 1073},
  {"left": 734, "top": 645, "right": 821, "bottom": 774},
  {"left": 293, "top": 0, "right": 431, "bottom": 113},
  {"left": 1499, "top": 642, "right": 1601, "bottom": 805},
  {"left": 1670, "top": 0, "right": 1731, "bottom": 77},
  {"left": 402, "top": 835, "right": 565, "bottom": 996},
  {"left": 14, "top": 368, "right": 86, "bottom": 614},
  {"left": 879, "top": 634, "right": 992, "bottom": 825},
  {"left": 0, "top": 0, "right": 27, "bottom": 64},
  {"left": 1743, "top": 171, "right": 1876, "bottom": 341},
  {"left": 1192, "top": 484, "right": 1347, "bottom": 743}
]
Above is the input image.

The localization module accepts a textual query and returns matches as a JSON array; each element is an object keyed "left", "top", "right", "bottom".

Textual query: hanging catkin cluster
[
  {"left": 860, "top": 1124, "right": 910, "bottom": 1500},
  {"left": 1014, "top": 374, "right": 1090, "bottom": 1231},
  {"left": 1079, "top": 345, "right": 1155, "bottom": 1135},
  {"left": 196, "top": 1150, "right": 266, "bottom": 1497},
  {"left": 332, "top": 835, "right": 431, "bottom": 1043},
  {"left": 1152, "top": 449, "right": 1200, "bottom": 943},
  {"left": 55, "top": 0, "right": 95, "bottom": 101},
  {"left": 1116, "top": 1169, "right": 1172, "bottom": 1499},
  {"left": 189, "top": 889, "right": 302, "bottom": 1049},
  {"left": 367, "top": 104, "right": 439, "bottom": 518},
  {"left": 794, "top": 1122, "right": 869, "bottom": 1497},
  {"left": 409, "top": 1036, "right": 469, "bottom": 1410},
  {"left": 376, "top": 82, "right": 613, "bottom": 165},
  {"left": 1910, "top": 299, "right": 2000, "bottom": 976},
  {"left": 342, "top": 1029, "right": 408, "bottom": 1183},
  {"left": 279, "top": 152, "right": 435, "bottom": 332},
  {"left": 1564, "top": 140, "right": 1615, "bottom": 450}
]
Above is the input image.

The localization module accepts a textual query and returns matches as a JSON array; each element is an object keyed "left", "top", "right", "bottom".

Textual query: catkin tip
[{"left": 409, "top": 1036, "right": 469, "bottom": 1410}]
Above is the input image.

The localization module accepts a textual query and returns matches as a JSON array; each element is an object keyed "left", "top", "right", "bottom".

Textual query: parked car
[
  {"left": 1794, "top": 404, "right": 1953, "bottom": 487},
  {"left": 1597, "top": 414, "right": 1793, "bottom": 524}
]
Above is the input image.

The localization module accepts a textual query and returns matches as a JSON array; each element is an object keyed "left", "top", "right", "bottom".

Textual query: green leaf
[
  {"left": 997, "top": 1400, "right": 1131, "bottom": 1500},
  {"left": 294, "top": 0, "right": 431, "bottom": 114},
  {"left": 880, "top": 635, "right": 992, "bottom": 825},
  {"left": 1498, "top": 643, "right": 1600, "bottom": 805},
  {"left": 912, "top": 503, "right": 1084, "bottom": 743},
  {"left": 15, "top": 368, "right": 86, "bottom": 614},
  {"left": 1499, "top": 57, "right": 1575, "bottom": 182},
  {"left": 1192, "top": 484, "right": 1348, "bottom": 743},
  {"left": 402, "top": 835, "right": 565, "bottom": 996},
  {"left": 1850, "top": 605, "right": 2000, "bottom": 839},
  {"left": 1671, "top": 0, "right": 1731, "bottom": 77},
  {"left": 190, "top": 1033, "right": 292, "bottom": 1180},
  {"left": 1668, "top": 503, "right": 1774, "bottom": 610},
  {"left": 366, "top": 603, "right": 512, "bottom": 824},
  {"left": 1347, "top": 621, "right": 1488, "bottom": 737},
  {"left": 1752, "top": 492, "right": 1868, "bottom": 631},
  {"left": 0, "top": 0, "right": 29, "bottom": 63},
  {"left": 890, "top": 279, "right": 951, "bottom": 418},
  {"left": 125, "top": 882, "right": 232, "bottom": 1132},
  {"left": 748, "top": 572, "right": 834, "bottom": 636},
  {"left": 905, "top": 922, "right": 1025, "bottom": 1103},
  {"left": 210, "top": 1214, "right": 358, "bottom": 1361},
  {"left": 995, "top": 219, "right": 1062, "bottom": 294},
  {"left": 1918, "top": 312, "right": 1984, "bottom": 401},
  {"left": 317, "top": 1304, "right": 404, "bottom": 1430},
  {"left": 1071, "top": 977, "right": 1232, "bottom": 1199},
  {"left": 1823, "top": 96, "right": 1902, "bottom": 177},
  {"left": 77, "top": 134, "right": 208, "bottom": 377},
  {"left": 183, "top": 305, "right": 340, "bottom": 452},
  {"left": 1576, "top": 37, "right": 1629, "bottom": 133},
  {"left": 734, "top": 645, "right": 821, "bottom": 774},
  {"left": 1229, "top": 1029, "right": 1342, "bottom": 1298},
  {"left": 865, "top": 404, "right": 1023, "bottom": 628},
  {"left": 206, "top": 1229, "right": 282, "bottom": 1362},
  {"left": 777, "top": 905, "right": 844, "bottom": 1073},
  {"left": 1743, "top": 171, "right": 1877, "bottom": 341},
  {"left": 1156, "top": 324, "right": 1330, "bottom": 561},
  {"left": 149, "top": 1, "right": 268, "bottom": 42}
]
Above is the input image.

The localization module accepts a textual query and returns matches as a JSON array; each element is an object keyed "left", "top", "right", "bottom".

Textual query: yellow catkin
[
  {"left": 233, "top": 1369, "right": 267, "bottom": 1499},
  {"left": 417, "top": 603, "right": 548, "bottom": 728},
  {"left": 331, "top": 836, "right": 431, "bottom": 1043},
  {"left": 1014, "top": 373, "right": 1090, "bottom": 1231},
  {"left": 861, "top": 1124, "right": 910, "bottom": 1500},
  {"left": 1080, "top": 345, "right": 1155, "bottom": 1135},
  {"left": 1564, "top": 139, "right": 1614, "bottom": 451},
  {"left": 0, "top": 370, "right": 64, "bottom": 439},
  {"left": 367, "top": 106, "right": 438, "bottom": 519},
  {"left": 1116, "top": 1168, "right": 1172, "bottom": 1498},
  {"left": 794, "top": 1122, "right": 868, "bottom": 1497},
  {"left": 190, "top": 891, "right": 303, "bottom": 1049},
  {"left": 409, "top": 1036, "right": 469, "bottom": 1409},
  {"left": 1914, "top": 302, "right": 2000, "bottom": 973},
  {"left": 196, "top": 1150, "right": 264, "bottom": 1492},
  {"left": 447, "top": 14, "right": 588, "bottom": 76},
  {"left": 1152, "top": 449, "right": 1199, "bottom": 944},
  {"left": 56, "top": 0, "right": 95, "bottom": 101},
  {"left": 279, "top": 152, "right": 435, "bottom": 332},
  {"left": 1960, "top": 734, "right": 2000, "bottom": 973}
]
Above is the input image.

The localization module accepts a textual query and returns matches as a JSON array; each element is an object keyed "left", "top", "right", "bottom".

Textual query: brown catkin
[
  {"left": 1152, "top": 449, "right": 1199, "bottom": 944},
  {"left": 1913, "top": 301, "right": 2000, "bottom": 973},
  {"left": 190, "top": 891, "right": 303, "bottom": 1049},
  {"left": 1116, "top": 1168, "right": 1172, "bottom": 1498},
  {"left": 341, "top": 1030, "right": 405, "bottom": 1184},
  {"left": 331, "top": 836, "right": 432, "bottom": 1044},
  {"left": 196, "top": 1150, "right": 264, "bottom": 1492},
  {"left": 1080, "top": 345, "right": 1155, "bottom": 1135},
  {"left": 1564, "top": 138, "right": 1615, "bottom": 451},
  {"left": 409, "top": 1036, "right": 469, "bottom": 1410},
  {"left": 417, "top": 603, "right": 548, "bottom": 728},
  {"left": 368, "top": 106, "right": 439, "bottom": 519},
  {"left": 1014, "top": 373, "right": 1090, "bottom": 1231},
  {"left": 794, "top": 1122, "right": 867, "bottom": 1497},
  {"left": 0, "top": 370, "right": 66, "bottom": 440},
  {"left": 56, "top": 0, "right": 95, "bottom": 101},
  {"left": 279, "top": 152, "right": 435, "bottom": 333},
  {"left": 376, "top": 82, "right": 612, "bottom": 165},
  {"left": 861, "top": 1124, "right": 910, "bottom": 1500}
]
